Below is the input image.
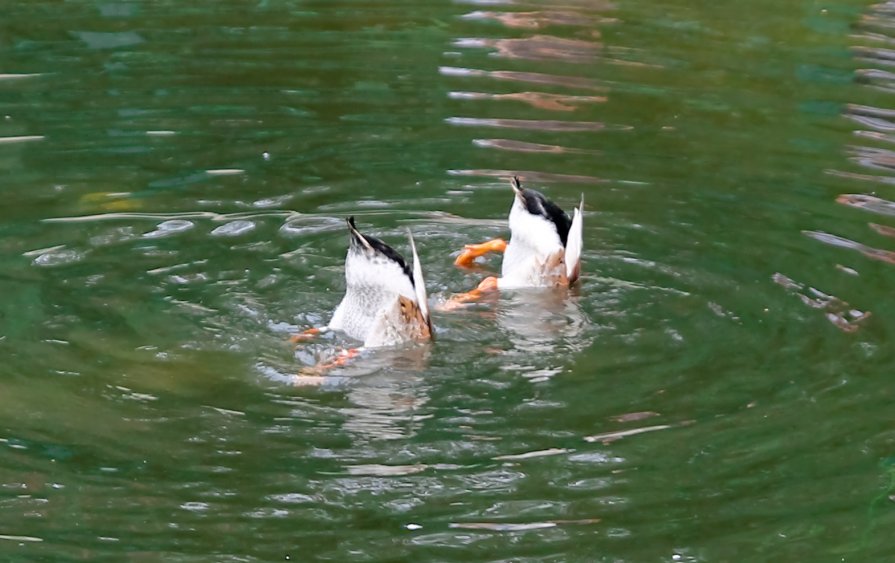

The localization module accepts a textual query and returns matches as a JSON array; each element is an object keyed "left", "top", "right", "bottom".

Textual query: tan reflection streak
[
  {"left": 870, "top": 222, "right": 895, "bottom": 237},
  {"left": 826, "top": 169, "right": 895, "bottom": 186},
  {"left": 849, "top": 145, "right": 895, "bottom": 170},
  {"left": 447, "top": 116, "right": 605, "bottom": 132},
  {"left": 440, "top": 66, "right": 605, "bottom": 92},
  {"left": 450, "top": 90, "right": 606, "bottom": 111},
  {"left": 772, "top": 272, "right": 870, "bottom": 333},
  {"left": 851, "top": 31, "right": 895, "bottom": 45},
  {"left": 0, "top": 74, "right": 42, "bottom": 80},
  {"left": 584, "top": 424, "right": 674, "bottom": 444},
  {"left": 852, "top": 46, "right": 895, "bottom": 64},
  {"left": 460, "top": 10, "right": 614, "bottom": 29},
  {"left": 847, "top": 103, "right": 895, "bottom": 118},
  {"left": 473, "top": 138, "right": 600, "bottom": 155},
  {"left": 456, "top": 35, "right": 602, "bottom": 64},
  {"left": 836, "top": 193, "right": 895, "bottom": 216},
  {"left": 845, "top": 104, "right": 895, "bottom": 130},
  {"left": 449, "top": 519, "right": 600, "bottom": 532},
  {"left": 859, "top": 13, "right": 895, "bottom": 32},
  {"left": 805, "top": 229, "right": 895, "bottom": 266},
  {"left": 0, "top": 135, "right": 44, "bottom": 144},
  {"left": 448, "top": 169, "right": 605, "bottom": 184},
  {"left": 854, "top": 130, "right": 895, "bottom": 144},
  {"left": 855, "top": 68, "right": 895, "bottom": 82},
  {"left": 344, "top": 464, "right": 427, "bottom": 476},
  {"left": 845, "top": 114, "right": 895, "bottom": 131}
]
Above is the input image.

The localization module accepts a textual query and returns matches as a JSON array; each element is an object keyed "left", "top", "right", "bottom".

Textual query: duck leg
[
  {"left": 440, "top": 276, "right": 499, "bottom": 310},
  {"left": 294, "top": 347, "right": 363, "bottom": 383},
  {"left": 311, "top": 347, "right": 362, "bottom": 371},
  {"left": 454, "top": 238, "right": 507, "bottom": 267},
  {"left": 289, "top": 326, "right": 328, "bottom": 343}
]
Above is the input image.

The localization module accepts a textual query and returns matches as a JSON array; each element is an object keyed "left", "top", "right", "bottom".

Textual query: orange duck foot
[
  {"left": 313, "top": 347, "right": 361, "bottom": 372},
  {"left": 441, "top": 276, "right": 499, "bottom": 310},
  {"left": 297, "top": 347, "right": 362, "bottom": 377},
  {"left": 454, "top": 238, "right": 507, "bottom": 267},
  {"left": 290, "top": 327, "right": 322, "bottom": 344}
]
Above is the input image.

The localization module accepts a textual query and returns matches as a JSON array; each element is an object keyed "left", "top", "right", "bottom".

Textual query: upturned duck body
[
  {"left": 454, "top": 177, "right": 583, "bottom": 293},
  {"left": 294, "top": 217, "right": 432, "bottom": 349}
]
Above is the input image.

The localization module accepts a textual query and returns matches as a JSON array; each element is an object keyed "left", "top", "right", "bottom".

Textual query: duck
[
  {"left": 452, "top": 176, "right": 583, "bottom": 297},
  {"left": 292, "top": 217, "right": 432, "bottom": 350}
]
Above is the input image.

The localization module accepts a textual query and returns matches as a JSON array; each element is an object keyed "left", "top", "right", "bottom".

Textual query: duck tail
[
  {"left": 346, "top": 216, "right": 372, "bottom": 250},
  {"left": 565, "top": 194, "right": 584, "bottom": 284},
  {"left": 407, "top": 229, "right": 433, "bottom": 336}
]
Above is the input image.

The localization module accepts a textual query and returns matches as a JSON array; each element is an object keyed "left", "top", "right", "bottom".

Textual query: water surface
[{"left": 2, "top": 0, "right": 895, "bottom": 560}]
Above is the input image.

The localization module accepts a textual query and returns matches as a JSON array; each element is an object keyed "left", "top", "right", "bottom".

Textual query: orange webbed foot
[
  {"left": 440, "top": 276, "right": 499, "bottom": 310},
  {"left": 290, "top": 327, "right": 323, "bottom": 344},
  {"left": 296, "top": 347, "right": 363, "bottom": 379},
  {"left": 454, "top": 239, "right": 507, "bottom": 268},
  {"left": 313, "top": 347, "right": 362, "bottom": 371}
]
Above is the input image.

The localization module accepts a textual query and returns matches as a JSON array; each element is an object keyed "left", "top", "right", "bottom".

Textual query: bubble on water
[
  {"left": 167, "top": 273, "right": 208, "bottom": 285},
  {"left": 211, "top": 220, "right": 256, "bottom": 237},
  {"left": 266, "top": 493, "right": 314, "bottom": 504},
  {"left": 253, "top": 194, "right": 293, "bottom": 208},
  {"left": 143, "top": 220, "right": 195, "bottom": 239},
  {"left": 245, "top": 508, "right": 290, "bottom": 519},
  {"left": 90, "top": 226, "right": 138, "bottom": 247},
  {"left": 279, "top": 216, "right": 343, "bottom": 237},
  {"left": 32, "top": 248, "right": 85, "bottom": 267}
]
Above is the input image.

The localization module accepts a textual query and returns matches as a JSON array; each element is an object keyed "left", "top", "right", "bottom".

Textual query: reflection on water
[
  {"left": 454, "top": 34, "right": 603, "bottom": 63},
  {"left": 446, "top": 116, "right": 608, "bottom": 131},
  {"left": 449, "top": 90, "right": 606, "bottom": 111},
  {"left": 494, "top": 289, "right": 589, "bottom": 375},
  {"left": 340, "top": 359, "right": 430, "bottom": 442},
  {"left": 796, "top": 1, "right": 895, "bottom": 332},
  {"left": 459, "top": 9, "right": 615, "bottom": 30},
  {"left": 448, "top": 168, "right": 606, "bottom": 184},
  {"left": 440, "top": 65, "right": 605, "bottom": 91},
  {"left": 472, "top": 137, "right": 603, "bottom": 154},
  {"left": 443, "top": 0, "right": 618, "bottom": 186},
  {"left": 772, "top": 272, "right": 871, "bottom": 332}
]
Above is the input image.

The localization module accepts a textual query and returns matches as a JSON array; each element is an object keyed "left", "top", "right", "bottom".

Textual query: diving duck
[
  {"left": 293, "top": 217, "right": 432, "bottom": 349},
  {"left": 453, "top": 177, "right": 583, "bottom": 295}
]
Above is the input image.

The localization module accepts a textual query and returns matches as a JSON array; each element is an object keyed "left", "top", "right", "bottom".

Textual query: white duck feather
[
  {"left": 327, "top": 217, "right": 432, "bottom": 347},
  {"left": 498, "top": 177, "right": 583, "bottom": 289}
]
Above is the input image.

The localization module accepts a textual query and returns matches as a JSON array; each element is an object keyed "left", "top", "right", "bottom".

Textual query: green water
[{"left": 2, "top": 0, "right": 895, "bottom": 560}]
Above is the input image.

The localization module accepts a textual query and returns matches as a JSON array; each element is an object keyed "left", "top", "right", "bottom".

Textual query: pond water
[{"left": 2, "top": 0, "right": 895, "bottom": 560}]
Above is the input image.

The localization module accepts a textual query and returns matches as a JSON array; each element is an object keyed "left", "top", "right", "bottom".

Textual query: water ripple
[
  {"left": 459, "top": 10, "right": 613, "bottom": 29},
  {"left": 143, "top": 220, "right": 196, "bottom": 238},
  {"left": 836, "top": 193, "right": 895, "bottom": 216},
  {"left": 449, "top": 90, "right": 606, "bottom": 110},
  {"left": 473, "top": 138, "right": 601, "bottom": 154},
  {"left": 210, "top": 220, "right": 256, "bottom": 237},
  {"left": 448, "top": 169, "right": 606, "bottom": 185},
  {"left": 0, "top": 135, "right": 44, "bottom": 144},
  {"left": 453, "top": 35, "right": 602, "bottom": 63},
  {"left": 772, "top": 272, "right": 871, "bottom": 332},
  {"left": 446, "top": 116, "right": 610, "bottom": 132},
  {"left": 440, "top": 66, "right": 605, "bottom": 91}
]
